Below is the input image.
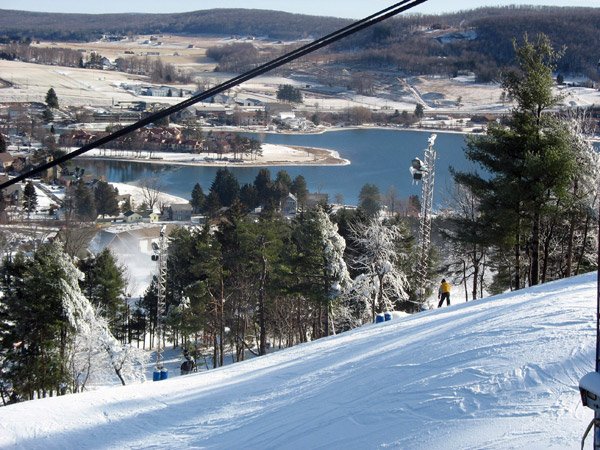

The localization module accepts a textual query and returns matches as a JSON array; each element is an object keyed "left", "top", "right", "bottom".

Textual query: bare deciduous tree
[{"left": 139, "top": 177, "right": 164, "bottom": 211}]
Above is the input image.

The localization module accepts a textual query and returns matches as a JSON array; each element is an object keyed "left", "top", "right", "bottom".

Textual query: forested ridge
[
  {"left": 334, "top": 6, "right": 600, "bottom": 79},
  {"left": 0, "top": 9, "right": 350, "bottom": 42},
  {"left": 0, "top": 6, "right": 598, "bottom": 78}
]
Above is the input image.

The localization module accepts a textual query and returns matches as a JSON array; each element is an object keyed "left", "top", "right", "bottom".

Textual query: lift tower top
[{"left": 410, "top": 134, "right": 437, "bottom": 304}]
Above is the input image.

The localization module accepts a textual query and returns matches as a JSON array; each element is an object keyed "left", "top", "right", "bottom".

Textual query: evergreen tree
[
  {"left": 204, "top": 190, "right": 222, "bottom": 217},
  {"left": 290, "top": 175, "right": 308, "bottom": 210},
  {"left": 0, "top": 248, "right": 70, "bottom": 401},
  {"left": 209, "top": 168, "right": 240, "bottom": 207},
  {"left": 190, "top": 183, "right": 206, "bottom": 213},
  {"left": 94, "top": 181, "right": 119, "bottom": 217},
  {"left": 78, "top": 249, "right": 127, "bottom": 333},
  {"left": 121, "top": 197, "right": 132, "bottom": 214},
  {"left": 276, "top": 84, "right": 303, "bottom": 103},
  {"left": 314, "top": 207, "right": 351, "bottom": 335},
  {"left": 232, "top": 216, "right": 288, "bottom": 354},
  {"left": 358, "top": 183, "right": 381, "bottom": 217},
  {"left": 254, "top": 168, "right": 272, "bottom": 206},
  {"left": 22, "top": 181, "right": 37, "bottom": 218},
  {"left": 70, "top": 182, "right": 97, "bottom": 221},
  {"left": 275, "top": 170, "right": 292, "bottom": 191},
  {"left": 414, "top": 103, "right": 424, "bottom": 119},
  {"left": 290, "top": 207, "right": 350, "bottom": 338},
  {"left": 0, "top": 133, "right": 7, "bottom": 153},
  {"left": 239, "top": 183, "right": 259, "bottom": 211},
  {"left": 186, "top": 225, "right": 226, "bottom": 367},
  {"left": 45, "top": 88, "right": 59, "bottom": 109},
  {"left": 453, "top": 33, "right": 576, "bottom": 289},
  {"left": 182, "top": 122, "right": 203, "bottom": 142}
]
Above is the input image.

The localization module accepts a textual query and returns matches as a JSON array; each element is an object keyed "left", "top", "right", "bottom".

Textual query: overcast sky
[{"left": 2, "top": 1, "right": 599, "bottom": 18}]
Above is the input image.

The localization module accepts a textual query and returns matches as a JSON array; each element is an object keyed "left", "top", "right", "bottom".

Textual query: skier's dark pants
[{"left": 438, "top": 293, "right": 450, "bottom": 308}]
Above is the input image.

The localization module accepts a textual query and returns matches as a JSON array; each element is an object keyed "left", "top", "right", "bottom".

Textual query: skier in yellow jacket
[{"left": 438, "top": 279, "right": 450, "bottom": 307}]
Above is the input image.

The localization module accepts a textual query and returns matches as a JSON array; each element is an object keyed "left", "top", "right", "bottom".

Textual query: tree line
[
  {"left": 440, "top": 34, "right": 598, "bottom": 299},
  {"left": 0, "top": 43, "right": 192, "bottom": 84},
  {"left": 0, "top": 188, "right": 422, "bottom": 404},
  {"left": 331, "top": 7, "right": 600, "bottom": 81},
  {"left": 2, "top": 7, "right": 599, "bottom": 79},
  {"left": 137, "top": 203, "right": 419, "bottom": 372},
  {"left": 0, "top": 9, "right": 350, "bottom": 42}
]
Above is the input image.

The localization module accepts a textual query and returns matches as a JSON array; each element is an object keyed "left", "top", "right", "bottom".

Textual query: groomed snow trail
[{"left": 0, "top": 272, "right": 596, "bottom": 449}]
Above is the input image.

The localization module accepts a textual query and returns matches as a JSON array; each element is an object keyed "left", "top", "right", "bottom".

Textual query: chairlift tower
[
  {"left": 153, "top": 225, "right": 168, "bottom": 378},
  {"left": 410, "top": 134, "right": 437, "bottom": 304}
]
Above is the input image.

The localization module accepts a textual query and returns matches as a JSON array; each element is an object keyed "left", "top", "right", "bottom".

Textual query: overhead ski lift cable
[{"left": 0, "top": 0, "right": 428, "bottom": 192}]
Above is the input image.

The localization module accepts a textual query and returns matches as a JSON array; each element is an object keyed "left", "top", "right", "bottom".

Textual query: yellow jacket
[{"left": 440, "top": 282, "right": 450, "bottom": 294}]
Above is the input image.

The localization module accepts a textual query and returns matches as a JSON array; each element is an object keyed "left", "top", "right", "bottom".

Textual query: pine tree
[
  {"left": 453, "top": 33, "right": 575, "bottom": 289},
  {"left": 254, "top": 168, "right": 272, "bottom": 206},
  {"left": 94, "top": 181, "right": 119, "bottom": 217},
  {"left": 22, "top": 181, "right": 37, "bottom": 218},
  {"left": 314, "top": 207, "right": 351, "bottom": 335},
  {"left": 0, "top": 244, "right": 139, "bottom": 400},
  {"left": 0, "top": 247, "right": 70, "bottom": 401},
  {"left": 358, "top": 183, "right": 381, "bottom": 217},
  {"left": 78, "top": 249, "right": 127, "bottom": 334},
  {"left": 276, "top": 84, "right": 303, "bottom": 103},
  {"left": 190, "top": 183, "right": 206, "bottom": 213},
  {"left": 45, "top": 88, "right": 59, "bottom": 109},
  {"left": 71, "top": 182, "right": 97, "bottom": 221},
  {"left": 121, "top": 196, "right": 132, "bottom": 214},
  {"left": 209, "top": 168, "right": 240, "bottom": 207},
  {"left": 414, "top": 103, "right": 424, "bottom": 118},
  {"left": 232, "top": 216, "right": 288, "bottom": 354},
  {"left": 239, "top": 183, "right": 259, "bottom": 211},
  {"left": 289, "top": 207, "right": 351, "bottom": 337},
  {"left": 290, "top": 175, "right": 308, "bottom": 210}
]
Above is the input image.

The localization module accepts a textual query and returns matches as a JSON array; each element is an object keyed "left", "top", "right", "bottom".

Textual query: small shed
[
  {"left": 168, "top": 203, "right": 193, "bottom": 221},
  {"left": 123, "top": 210, "right": 142, "bottom": 223}
]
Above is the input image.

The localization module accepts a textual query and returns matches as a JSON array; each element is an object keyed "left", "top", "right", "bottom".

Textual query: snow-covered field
[
  {"left": 0, "top": 272, "right": 597, "bottom": 449},
  {"left": 3, "top": 56, "right": 599, "bottom": 117}
]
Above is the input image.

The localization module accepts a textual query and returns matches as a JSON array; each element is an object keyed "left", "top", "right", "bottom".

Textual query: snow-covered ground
[
  {"left": 108, "top": 181, "right": 188, "bottom": 209},
  {"left": 0, "top": 272, "right": 597, "bottom": 449},
  {"left": 80, "top": 143, "right": 349, "bottom": 167},
  {"left": 3, "top": 57, "right": 599, "bottom": 117}
]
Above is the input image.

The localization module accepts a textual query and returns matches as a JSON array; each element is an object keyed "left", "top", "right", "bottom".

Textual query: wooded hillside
[
  {"left": 0, "top": 9, "right": 350, "bottom": 42},
  {"left": 0, "top": 6, "right": 598, "bottom": 78}
]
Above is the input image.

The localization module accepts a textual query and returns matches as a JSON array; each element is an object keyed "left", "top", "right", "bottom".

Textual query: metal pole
[
  {"left": 415, "top": 134, "right": 437, "bottom": 304},
  {"left": 155, "top": 226, "right": 168, "bottom": 373},
  {"left": 594, "top": 58, "right": 600, "bottom": 449}
]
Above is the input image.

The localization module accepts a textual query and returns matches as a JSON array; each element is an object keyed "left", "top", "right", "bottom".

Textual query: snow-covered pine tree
[
  {"left": 313, "top": 206, "right": 351, "bottom": 335},
  {"left": 56, "top": 242, "right": 148, "bottom": 387}
]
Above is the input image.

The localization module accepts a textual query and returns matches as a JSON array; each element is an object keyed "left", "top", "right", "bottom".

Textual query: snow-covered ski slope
[{"left": 1, "top": 272, "right": 597, "bottom": 449}]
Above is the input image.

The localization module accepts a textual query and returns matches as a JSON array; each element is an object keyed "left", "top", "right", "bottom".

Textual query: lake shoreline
[
  {"left": 74, "top": 143, "right": 351, "bottom": 168},
  {"left": 73, "top": 125, "right": 462, "bottom": 169},
  {"left": 76, "top": 129, "right": 468, "bottom": 207}
]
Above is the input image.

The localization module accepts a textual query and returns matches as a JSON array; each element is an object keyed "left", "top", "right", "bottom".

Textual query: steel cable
[{"left": 0, "top": 0, "right": 428, "bottom": 190}]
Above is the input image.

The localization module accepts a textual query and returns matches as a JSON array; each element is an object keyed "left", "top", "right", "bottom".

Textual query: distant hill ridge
[
  {"left": 0, "top": 6, "right": 599, "bottom": 78},
  {"left": 0, "top": 8, "right": 351, "bottom": 41}
]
